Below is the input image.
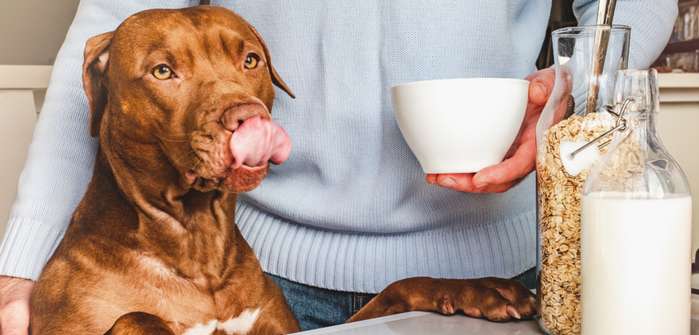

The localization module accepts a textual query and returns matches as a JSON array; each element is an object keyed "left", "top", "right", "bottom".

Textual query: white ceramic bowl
[{"left": 392, "top": 78, "right": 529, "bottom": 173}]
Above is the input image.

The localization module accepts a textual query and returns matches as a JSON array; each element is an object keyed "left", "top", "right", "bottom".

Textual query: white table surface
[
  {"left": 295, "top": 310, "right": 699, "bottom": 335},
  {"left": 293, "top": 312, "right": 543, "bottom": 335}
]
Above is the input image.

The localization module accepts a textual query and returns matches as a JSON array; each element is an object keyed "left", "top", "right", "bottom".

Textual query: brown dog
[{"left": 30, "top": 6, "right": 535, "bottom": 335}]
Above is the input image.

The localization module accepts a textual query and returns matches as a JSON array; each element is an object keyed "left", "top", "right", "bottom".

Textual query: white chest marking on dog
[
  {"left": 182, "top": 319, "right": 217, "bottom": 335},
  {"left": 218, "top": 308, "right": 261, "bottom": 334},
  {"left": 181, "top": 308, "right": 261, "bottom": 335}
]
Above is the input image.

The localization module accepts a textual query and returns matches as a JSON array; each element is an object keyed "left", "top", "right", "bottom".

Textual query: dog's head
[{"left": 83, "top": 6, "right": 293, "bottom": 193}]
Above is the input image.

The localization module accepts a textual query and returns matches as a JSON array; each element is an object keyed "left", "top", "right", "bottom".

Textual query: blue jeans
[{"left": 269, "top": 268, "right": 536, "bottom": 331}]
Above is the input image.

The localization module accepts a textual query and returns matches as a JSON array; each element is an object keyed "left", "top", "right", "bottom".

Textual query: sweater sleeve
[
  {"left": 573, "top": 0, "right": 678, "bottom": 68},
  {"left": 0, "top": 0, "right": 196, "bottom": 280}
]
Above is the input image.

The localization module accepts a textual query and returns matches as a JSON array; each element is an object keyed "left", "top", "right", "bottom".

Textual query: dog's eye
[
  {"left": 244, "top": 53, "right": 260, "bottom": 70},
  {"left": 152, "top": 64, "right": 174, "bottom": 80}
]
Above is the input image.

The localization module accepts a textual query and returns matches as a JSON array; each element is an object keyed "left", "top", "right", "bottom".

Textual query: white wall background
[{"left": 0, "top": 0, "right": 79, "bottom": 65}]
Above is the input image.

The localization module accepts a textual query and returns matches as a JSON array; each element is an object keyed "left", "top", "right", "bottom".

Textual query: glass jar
[
  {"left": 535, "top": 25, "right": 630, "bottom": 335},
  {"left": 581, "top": 69, "right": 693, "bottom": 335}
]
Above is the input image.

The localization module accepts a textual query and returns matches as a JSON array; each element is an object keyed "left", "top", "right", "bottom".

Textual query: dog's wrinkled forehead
[{"left": 109, "top": 7, "right": 260, "bottom": 72}]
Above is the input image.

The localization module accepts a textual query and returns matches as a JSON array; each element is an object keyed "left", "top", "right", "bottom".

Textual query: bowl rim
[{"left": 392, "top": 77, "right": 529, "bottom": 90}]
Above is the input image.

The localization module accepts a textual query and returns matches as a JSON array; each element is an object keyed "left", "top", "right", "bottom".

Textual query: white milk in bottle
[
  {"left": 580, "top": 69, "right": 693, "bottom": 335},
  {"left": 581, "top": 192, "right": 692, "bottom": 335}
]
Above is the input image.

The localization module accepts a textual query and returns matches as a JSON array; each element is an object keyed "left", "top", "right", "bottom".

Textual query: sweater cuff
[{"left": 0, "top": 217, "right": 67, "bottom": 280}]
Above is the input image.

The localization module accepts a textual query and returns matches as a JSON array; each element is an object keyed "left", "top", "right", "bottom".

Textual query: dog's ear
[
  {"left": 246, "top": 25, "right": 295, "bottom": 99},
  {"left": 82, "top": 31, "right": 114, "bottom": 137}
]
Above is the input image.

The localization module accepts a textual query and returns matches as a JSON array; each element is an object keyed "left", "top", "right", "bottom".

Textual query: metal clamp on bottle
[{"left": 569, "top": 97, "right": 634, "bottom": 159}]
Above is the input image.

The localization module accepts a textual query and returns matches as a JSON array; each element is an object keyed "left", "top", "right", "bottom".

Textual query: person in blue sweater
[{"left": 0, "top": 0, "right": 676, "bottom": 333}]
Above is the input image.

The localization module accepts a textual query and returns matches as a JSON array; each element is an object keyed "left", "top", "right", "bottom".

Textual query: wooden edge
[
  {"left": 0, "top": 65, "right": 53, "bottom": 89},
  {"left": 658, "top": 73, "right": 699, "bottom": 104},
  {"left": 658, "top": 73, "right": 699, "bottom": 88},
  {"left": 659, "top": 88, "right": 699, "bottom": 103}
]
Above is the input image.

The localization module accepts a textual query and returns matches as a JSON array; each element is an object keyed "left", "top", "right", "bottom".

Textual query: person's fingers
[
  {"left": 429, "top": 168, "right": 523, "bottom": 193},
  {"left": 426, "top": 69, "right": 550, "bottom": 194},
  {"left": 526, "top": 68, "right": 555, "bottom": 107},
  {"left": 0, "top": 300, "right": 30, "bottom": 335},
  {"left": 475, "top": 180, "right": 519, "bottom": 194},
  {"left": 553, "top": 90, "right": 572, "bottom": 124},
  {"left": 529, "top": 82, "right": 549, "bottom": 107},
  {"left": 433, "top": 173, "right": 478, "bottom": 192},
  {"left": 526, "top": 66, "right": 555, "bottom": 83},
  {"left": 429, "top": 173, "right": 521, "bottom": 194},
  {"left": 473, "top": 140, "right": 536, "bottom": 188}
]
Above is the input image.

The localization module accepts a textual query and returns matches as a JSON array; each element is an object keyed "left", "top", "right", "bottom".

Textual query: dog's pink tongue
[{"left": 230, "top": 116, "right": 291, "bottom": 169}]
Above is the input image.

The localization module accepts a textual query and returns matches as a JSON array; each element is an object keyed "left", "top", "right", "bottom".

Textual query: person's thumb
[
  {"left": 526, "top": 68, "right": 555, "bottom": 107},
  {"left": 528, "top": 79, "right": 550, "bottom": 107},
  {"left": 0, "top": 300, "right": 30, "bottom": 335},
  {"left": 0, "top": 277, "right": 33, "bottom": 335}
]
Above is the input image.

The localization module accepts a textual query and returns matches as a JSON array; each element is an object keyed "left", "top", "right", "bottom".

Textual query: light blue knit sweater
[{"left": 0, "top": 0, "right": 676, "bottom": 293}]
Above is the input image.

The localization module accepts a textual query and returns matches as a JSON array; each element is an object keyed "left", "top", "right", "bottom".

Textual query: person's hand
[
  {"left": 426, "top": 68, "right": 555, "bottom": 193},
  {"left": 0, "top": 276, "right": 34, "bottom": 335}
]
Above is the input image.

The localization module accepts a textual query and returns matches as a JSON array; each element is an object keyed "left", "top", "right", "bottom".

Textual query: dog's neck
[{"left": 95, "top": 118, "right": 241, "bottom": 287}]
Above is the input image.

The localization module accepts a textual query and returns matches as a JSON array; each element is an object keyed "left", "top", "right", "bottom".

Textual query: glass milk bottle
[
  {"left": 581, "top": 69, "right": 693, "bottom": 335},
  {"left": 535, "top": 25, "right": 629, "bottom": 335}
]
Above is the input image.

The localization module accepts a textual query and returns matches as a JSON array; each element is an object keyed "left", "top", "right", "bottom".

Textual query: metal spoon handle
[
  {"left": 596, "top": 0, "right": 617, "bottom": 25},
  {"left": 585, "top": 0, "right": 618, "bottom": 114}
]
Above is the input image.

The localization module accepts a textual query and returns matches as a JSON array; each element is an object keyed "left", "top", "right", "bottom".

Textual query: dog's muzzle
[{"left": 187, "top": 101, "right": 291, "bottom": 192}]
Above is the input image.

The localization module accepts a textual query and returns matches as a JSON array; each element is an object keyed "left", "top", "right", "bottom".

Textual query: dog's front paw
[
  {"left": 440, "top": 277, "right": 536, "bottom": 321},
  {"left": 347, "top": 277, "right": 536, "bottom": 323}
]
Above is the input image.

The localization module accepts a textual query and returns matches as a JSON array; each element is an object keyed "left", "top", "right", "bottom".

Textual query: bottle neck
[{"left": 625, "top": 102, "right": 660, "bottom": 153}]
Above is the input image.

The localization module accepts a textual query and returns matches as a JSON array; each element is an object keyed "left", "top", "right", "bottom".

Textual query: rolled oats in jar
[
  {"left": 536, "top": 113, "right": 613, "bottom": 335},
  {"left": 534, "top": 25, "right": 630, "bottom": 335}
]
